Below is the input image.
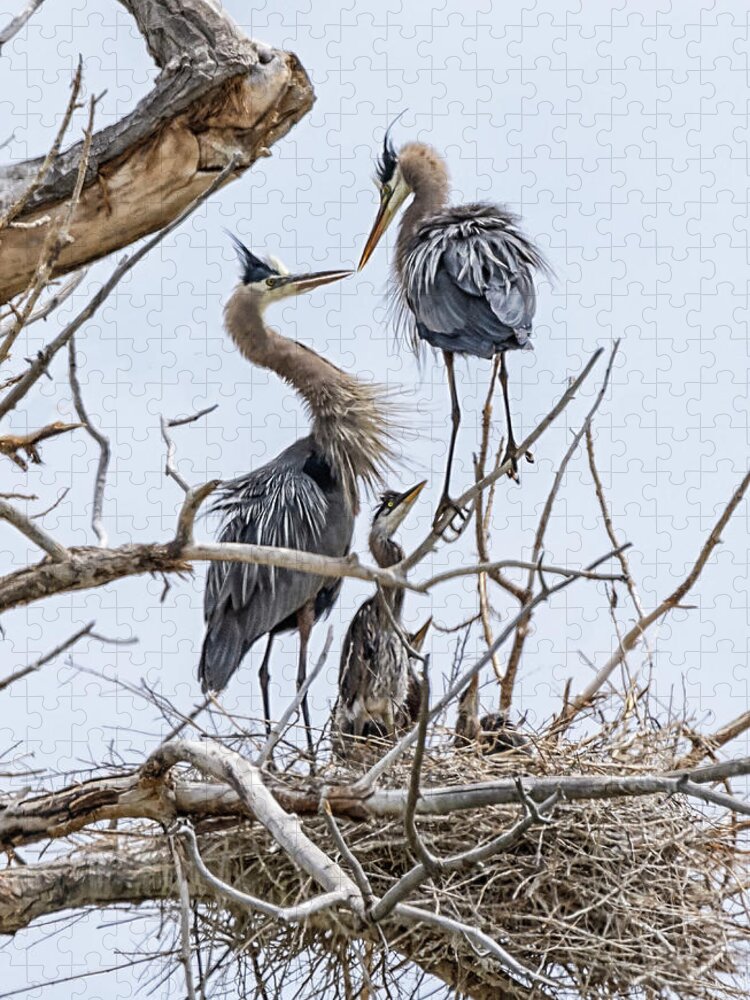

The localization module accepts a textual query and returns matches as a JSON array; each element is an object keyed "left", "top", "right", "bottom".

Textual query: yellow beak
[
  {"left": 277, "top": 269, "right": 353, "bottom": 294},
  {"left": 357, "top": 176, "right": 411, "bottom": 271},
  {"left": 409, "top": 616, "right": 433, "bottom": 651}
]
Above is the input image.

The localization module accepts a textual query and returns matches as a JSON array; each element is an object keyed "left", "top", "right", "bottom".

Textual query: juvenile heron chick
[
  {"left": 199, "top": 239, "right": 393, "bottom": 756},
  {"left": 358, "top": 119, "right": 551, "bottom": 528},
  {"left": 333, "top": 481, "right": 426, "bottom": 753}
]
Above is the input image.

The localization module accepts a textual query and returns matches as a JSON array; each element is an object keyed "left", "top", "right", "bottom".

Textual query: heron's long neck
[
  {"left": 396, "top": 178, "right": 449, "bottom": 276},
  {"left": 370, "top": 533, "right": 405, "bottom": 619},
  {"left": 224, "top": 288, "right": 392, "bottom": 509}
]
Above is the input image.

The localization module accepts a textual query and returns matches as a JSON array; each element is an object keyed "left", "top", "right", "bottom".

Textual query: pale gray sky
[{"left": 1, "top": 1, "right": 749, "bottom": 996}]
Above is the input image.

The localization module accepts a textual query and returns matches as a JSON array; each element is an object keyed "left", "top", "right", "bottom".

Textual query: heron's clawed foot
[
  {"left": 433, "top": 494, "right": 470, "bottom": 540},
  {"left": 500, "top": 438, "right": 524, "bottom": 481}
]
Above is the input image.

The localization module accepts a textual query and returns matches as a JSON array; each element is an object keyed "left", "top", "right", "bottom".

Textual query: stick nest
[{"left": 184, "top": 718, "right": 749, "bottom": 999}]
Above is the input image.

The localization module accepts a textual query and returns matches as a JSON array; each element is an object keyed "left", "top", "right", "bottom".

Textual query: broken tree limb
[{"left": 0, "top": 0, "right": 314, "bottom": 303}]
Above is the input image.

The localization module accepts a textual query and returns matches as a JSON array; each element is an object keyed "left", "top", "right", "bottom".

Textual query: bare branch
[
  {"left": 169, "top": 832, "right": 197, "bottom": 1000},
  {"left": 320, "top": 793, "right": 374, "bottom": 910},
  {"left": 23, "top": 268, "right": 88, "bottom": 327},
  {"left": 143, "top": 740, "right": 364, "bottom": 914},
  {"left": 0, "top": 50, "right": 77, "bottom": 224},
  {"left": 161, "top": 406, "right": 218, "bottom": 496},
  {"left": 501, "top": 341, "right": 619, "bottom": 710},
  {"left": 0, "top": 497, "right": 68, "bottom": 560},
  {"left": 402, "top": 346, "right": 605, "bottom": 572},
  {"left": 30, "top": 486, "right": 69, "bottom": 520},
  {"left": 0, "top": 1, "right": 313, "bottom": 303},
  {"left": 0, "top": 421, "right": 80, "bottom": 471},
  {"left": 3, "top": 750, "right": 750, "bottom": 856},
  {"left": 168, "top": 405, "right": 218, "bottom": 429},
  {"left": 68, "top": 336, "right": 110, "bottom": 545},
  {"left": 0, "top": 0, "right": 44, "bottom": 51},
  {"left": 0, "top": 157, "right": 240, "bottom": 421},
  {"left": 558, "top": 467, "right": 750, "bottom": 729},
  {"left": 0, "top": 85, "right": 96, "bottom": 364},
  {"left": 392, "top": 903, "right": 555, "bottom": 989},
  {"left": 677, "top": 709, "right": 750, "bottom": 769},
  {"left": 0, "top": 621, "right": 94, "bottom": 692},
  {"left": 179, "top": 820, "right": 347, "bottom": 920},
  {"left": 172, "top": 483, "right": 221, "bottom": 550},
  {"left": 418, "top": 558, "right": 625, "bottom": 592}
]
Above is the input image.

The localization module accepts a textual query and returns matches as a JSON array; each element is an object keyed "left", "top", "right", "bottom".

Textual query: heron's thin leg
[
  {"left": 499, "top": 353, "right": 530, "bottom": 480},
  {"left": 258, "top": 634, "right": 274, "bottom": 738},
  {"left": 296, "top": 602, "right": 316, "bottom": 761},
  {"left": 433, "top": 352, "right": 469, "bottom": 537},
  {"left": 443, "top": 351, "right": 461, "bottom": 500}
]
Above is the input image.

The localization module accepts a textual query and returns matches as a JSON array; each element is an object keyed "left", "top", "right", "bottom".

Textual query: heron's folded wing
[
  {"left": 204, "top": 466, "right": 329, "bottom": 645},
  {"left": 405, "top": 208, "right": 544, "bottom": 341}
]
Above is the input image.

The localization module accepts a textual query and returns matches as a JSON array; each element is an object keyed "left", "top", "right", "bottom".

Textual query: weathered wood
[{"left": 0, "top": 0, "right": 314, "bottom": 303}]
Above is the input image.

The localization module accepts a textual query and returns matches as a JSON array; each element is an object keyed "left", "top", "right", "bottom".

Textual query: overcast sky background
[{"left": 1, "top": 1, "right": 749, "bottom": 996}]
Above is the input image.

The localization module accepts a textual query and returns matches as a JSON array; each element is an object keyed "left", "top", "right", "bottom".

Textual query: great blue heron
[
  {"left": 332, "top": 481, "right": 427, "bottom": 752},
  {"left": 199, "top": 239, "right": 393, "bottom": 755},
  {"left": 358, "top": 121, "right": 551, "bottom": 527}
]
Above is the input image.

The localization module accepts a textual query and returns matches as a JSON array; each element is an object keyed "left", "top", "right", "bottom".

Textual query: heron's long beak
[
  {"left": 275, "top": 269, "right": 353, "bottom": 295},
  {"left": 409, "top": 616, "right": 432, "bottom": 652},
  {"left": 357, "top": 177, "right": 411, "bottom": 271},
  {"left": 396, "top": 480, "right": 427, "bottom": 510}
]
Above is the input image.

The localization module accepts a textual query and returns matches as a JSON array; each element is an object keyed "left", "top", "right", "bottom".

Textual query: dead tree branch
[
  {"left": 68, "top": 336, "right": 110, "bottom": 546},
  {"left": 0, "top": 0, "right": 313, "bottom": 303},
  {"left": 0, "top": 421, "right": 80, "bottom": 470},
  {"left": 0, "top": 0, "right": 45, "bottom": 53},
  {"left": 557, "top": 467, "right": 750, "bottom": 730}
]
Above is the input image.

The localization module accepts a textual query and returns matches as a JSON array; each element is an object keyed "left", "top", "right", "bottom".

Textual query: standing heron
[
  {"left": 199, "top": 239, "right": 393, "bottom": 756},
  {"left": 358, "top": 120, "right": 551, "bottom": 527},
  {"left": 333, "top": 481, "right": 426, "bottom": 752}
]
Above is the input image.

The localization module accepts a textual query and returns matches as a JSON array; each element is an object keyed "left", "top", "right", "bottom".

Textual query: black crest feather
[
  {"left": 373, "top": 489, "right": 400, "bottom": 520},
  {"left": 375, "top": 112, "right": 406, "bottom": 185},
  {"left": 225, "top": 231, "right": 278, "bottom": 284}
]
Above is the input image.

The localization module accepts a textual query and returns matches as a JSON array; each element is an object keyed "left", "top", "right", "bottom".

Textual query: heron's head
[
  {"left": 227, "top": 234, "right": 351, "bottom": 306},
  {"left": 358, "top": 116, "right": 448, "bottom": 270},
  {"left": 370, "top": 480, "right": 426, "bottom": 542}
]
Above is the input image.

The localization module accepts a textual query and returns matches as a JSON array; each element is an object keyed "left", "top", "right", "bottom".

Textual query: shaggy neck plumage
[
  {"left": 395, "top": 146, "right": 450, "bottom": 277},
  {"left": 224, "top": 287, "right": 392, "bottom": 511}
]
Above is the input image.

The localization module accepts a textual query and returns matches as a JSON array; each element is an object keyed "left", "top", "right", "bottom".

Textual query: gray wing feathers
[
  {"left": 400, "top": 204, "right": 548, "bottom": 357},
  {"left": 199, "top": 467, "right": 331, "bottom": 693}
]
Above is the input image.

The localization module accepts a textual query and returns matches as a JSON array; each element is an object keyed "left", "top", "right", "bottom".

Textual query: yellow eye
[
  {"left": 265, "top": 278, "right": 275, "bottom": 288},
  {"left": 387, "top": 500, "right": 394, "bottom": 508}
]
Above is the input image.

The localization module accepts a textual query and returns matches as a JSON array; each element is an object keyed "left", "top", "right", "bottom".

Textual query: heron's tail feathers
[{"left": 198, "top": 609, "right": 248, "bottom": 694}]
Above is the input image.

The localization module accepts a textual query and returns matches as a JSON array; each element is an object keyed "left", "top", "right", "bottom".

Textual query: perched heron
[
  {"left": 333, "top": 481, "right": 427, "bottom": 752},
  {"left": 199, "top": 239, "right": 393, "bottom": 755},
  {"left": 358, "top": 120, "right": 551, "bottom": 526}
]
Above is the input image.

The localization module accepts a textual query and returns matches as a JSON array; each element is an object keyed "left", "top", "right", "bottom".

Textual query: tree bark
[{"left": 0, "top": 0, "right": 314, "bottom": 304}]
